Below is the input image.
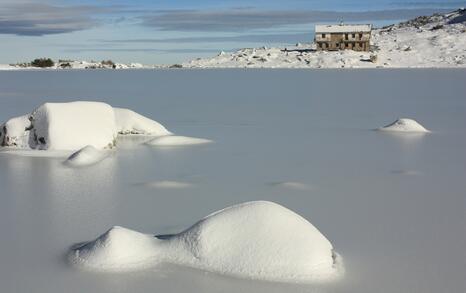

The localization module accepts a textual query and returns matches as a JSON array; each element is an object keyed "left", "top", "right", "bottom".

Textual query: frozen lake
[{"left": 0, "top": 69, "right": 465, "bottom": 293}]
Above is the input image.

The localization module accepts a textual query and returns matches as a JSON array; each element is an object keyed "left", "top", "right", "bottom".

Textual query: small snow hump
[
  {"left": 69, "top": 226, "right": 158, "bottom": 271},
  {"left": 69, "top": 201, "right": 343, "bottom": 283},
  {"left": 146, "top": 135, "right": 212, "bottom": 146},
  {"left": 65, "top": 145, "right": 109, "bottom": 167},
  {"left": 378, "top": 118, "right": 430, "bottom": 133}
]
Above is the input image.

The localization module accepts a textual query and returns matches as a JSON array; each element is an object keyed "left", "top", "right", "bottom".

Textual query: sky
[{"left": 0, "top": 0, "right": 464, "bottom": 64}]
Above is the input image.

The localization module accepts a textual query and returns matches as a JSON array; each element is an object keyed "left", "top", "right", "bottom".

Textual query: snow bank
[
  {"left": 69, "top": 201, "right": 343, "bottom": 283},
  {"left": 65, "top": 145, "right": 109, "bottom": 167},
  {"left": 146, "top": 135, "right": 212, "bottom": 146},
  {"left": 114, "top": 108, "right": 172, "bottom": 136},
  {"left": 378, "top": 118, "right": 430, "bottom": 133}
]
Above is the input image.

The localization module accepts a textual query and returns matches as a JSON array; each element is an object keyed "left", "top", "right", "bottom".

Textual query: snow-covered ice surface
[
  {"left": 69, "top": 201, "right": 342, "bottom": 282},
  {"left": 378, "top": 118, "right": 430, "bottom": 133},
  {"left": 184, "top": 9, "right": 466, "bottom": 69},
  {"left": 0, "top": 69, "right": 465, "bottom": 293}
]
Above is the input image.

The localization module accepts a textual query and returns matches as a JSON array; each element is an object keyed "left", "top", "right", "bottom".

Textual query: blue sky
[{"left": 0, "top": 0, "right": 464, "bottom": 64}]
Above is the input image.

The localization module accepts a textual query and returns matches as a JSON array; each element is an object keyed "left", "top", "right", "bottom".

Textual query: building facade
[{"left": 314, "top": 24, "right": 372, "bottom": 51}]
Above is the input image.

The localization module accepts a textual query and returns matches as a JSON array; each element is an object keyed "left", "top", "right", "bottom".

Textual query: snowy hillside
[{"left": 183, "top": 9, "right": 466, "bottom": 68}]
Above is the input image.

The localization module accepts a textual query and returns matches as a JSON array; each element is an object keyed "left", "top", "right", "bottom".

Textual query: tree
[{"left": 31, "top": 58, "right": 54, "bottom": 68}]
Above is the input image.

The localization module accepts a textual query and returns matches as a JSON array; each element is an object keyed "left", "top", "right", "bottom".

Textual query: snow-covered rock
[
  {"left": 65, "top": 145, "right": 109, "bottom": 167},
  {"left": 69, "top": 201, "right": 343, "bottom": 283},
  {"left": 30, "top": 102, "right": 117, "bottom": 150},
  {"left": 0, "top": 115, "right": 31, "bottom": 148},
  {"left": 146, "top": 135, "right": 212, "bottom": 146},
  {"left": 378, "top": 118, "right": 430, "bottom": 133},
  {"left": 114, "top": 108, "right": 172, "bottom": 136},
  {"left": 1, "top": 101, "right": 207, "bottom": 152}
]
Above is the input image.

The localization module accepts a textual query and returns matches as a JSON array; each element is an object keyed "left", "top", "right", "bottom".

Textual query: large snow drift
[
  {"left": 69, "top": 201, "right": 343, "bottom": 283},
  {"left": 378, "top": 118, "right": 430, "bottom": 133},
  {"left": 1, "top": 101, "right": 210, "bottom": 152}
]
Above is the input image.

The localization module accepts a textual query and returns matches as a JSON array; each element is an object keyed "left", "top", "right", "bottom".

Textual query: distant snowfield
[
  {"left": 69, "top": 201, "right": 344, "bottom": 283},
  {"left": 1, "top": 10, "right": 465, "bottom": 70}
]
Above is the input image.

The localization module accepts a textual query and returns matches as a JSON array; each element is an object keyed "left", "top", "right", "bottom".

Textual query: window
[
  {"left": 345, "top": 34, "right": 348, "bottom": 40},
  {"left": 352, "top": 33, "right": 355, "bottom": 38},
  {"left": 359, "top": 33, "right": 363, "bottom": 39},
  {"left": 322, "top": 33, "right": 326, "bottom": 38}
]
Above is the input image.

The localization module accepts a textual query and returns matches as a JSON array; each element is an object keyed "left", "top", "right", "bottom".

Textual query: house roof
[{"left": 315, "top": 24, "right": 372, "bottom": 33}]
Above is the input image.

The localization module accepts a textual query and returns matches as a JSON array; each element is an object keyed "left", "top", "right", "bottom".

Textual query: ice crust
[{"left": 69, "top": 201, "right": 343, "bottom": 283}]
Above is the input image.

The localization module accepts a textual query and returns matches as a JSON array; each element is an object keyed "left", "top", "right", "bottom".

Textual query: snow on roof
[{"left": 315, "top": 24, "right": 372, "bottom": 33}]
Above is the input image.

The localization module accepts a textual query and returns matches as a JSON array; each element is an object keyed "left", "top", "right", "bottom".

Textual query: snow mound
[
  {"left": 146, "top": 135, "right": 212, "bottom": 146},
  {"left": 69, "top": 201, "right": 343, "bottom": 283},
  {"left": 269, "top": 181, "right": 313, "bottom": 191},
  {"left": 139, "top": 180, "right": 193, "bottom": 189},
  {"left": 114, "top": 108, "right": 172, "bottom": 136},
  {"left": 65, "top": 145, "right": 109, "bottom": 167},
  {"left": 378, "top": 118, "right": 430, "bottom": 133}
]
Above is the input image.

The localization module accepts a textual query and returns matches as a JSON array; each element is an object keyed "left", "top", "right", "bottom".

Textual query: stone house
[{"left": 314, "top": 24, "right": 372, "bottom": 51}]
